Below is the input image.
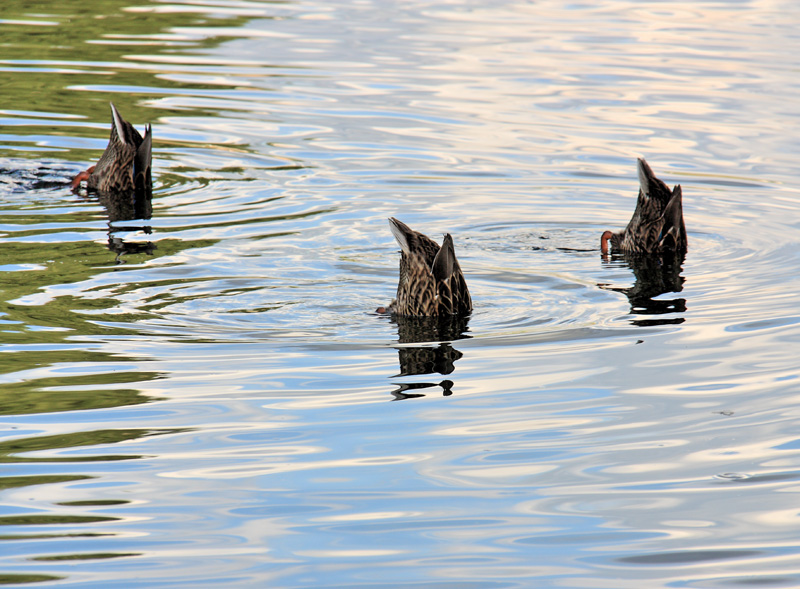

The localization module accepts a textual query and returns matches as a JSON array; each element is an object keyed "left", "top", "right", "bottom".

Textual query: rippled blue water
[{"left": 1, "top": 0, "right": 800, "bottom": 587}]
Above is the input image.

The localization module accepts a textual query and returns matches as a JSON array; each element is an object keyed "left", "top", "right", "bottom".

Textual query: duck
[
  {"left": 71, "top": 103, "right": 152, "bottom": 200},
  {"left": 378, "top": 217, "right": 472, "bottom": 317},
  {"left": 601, "top": 158, "right": 686, "bottom": 255}
]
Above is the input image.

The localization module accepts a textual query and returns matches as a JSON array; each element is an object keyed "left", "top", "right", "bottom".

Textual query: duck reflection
[
  {"left": 389, "top": 314, "right": 470, "bottom": 400},
  {"left": 601, "top": 251, "right": 686, "bottom": 326},
  {"left": 71, "top": 179, "right": 154, "bottom": 262},
  {"left": 100, "top": 189, "right": 155, "bottom": 263}
]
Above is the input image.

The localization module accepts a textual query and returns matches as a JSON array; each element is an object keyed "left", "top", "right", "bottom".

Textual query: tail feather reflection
[
  {"left": 391, "top": 380, "right": 454, "bottom": 400},
  {"left": 102, "top": 189, "right": 155, "bottom": 263},
  {"left": 601, "top": 251, "right": 687, "bottom": 327},
  {"left": 388, "top": 315, "right": 470, "bottom": 400}
]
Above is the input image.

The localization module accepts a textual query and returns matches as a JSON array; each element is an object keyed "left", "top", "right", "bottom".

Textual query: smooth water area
[{"left": 1, "top": 0, "right": 799, "bottom": 587}]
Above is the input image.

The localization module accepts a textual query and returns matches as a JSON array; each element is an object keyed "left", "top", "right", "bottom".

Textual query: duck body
[
  {"left": 72, "top": 103, "right": 152, "bottom": 203},
  {"left": 601, "top": 158, "right": 686, "bottom": 255},
  {"left": 384, "top": 217, "right": 472, "bottom": 317}
]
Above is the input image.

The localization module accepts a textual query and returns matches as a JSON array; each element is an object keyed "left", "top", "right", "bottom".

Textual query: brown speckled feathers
[
  {"left": 75, "top": 103, "right": 152, "bottom": 201},
  {"left": 386, "top": 218, "right": 472, "bottom": 317},
  {"left": 602, "top": 158, "right": 687, "bottom": 255}
]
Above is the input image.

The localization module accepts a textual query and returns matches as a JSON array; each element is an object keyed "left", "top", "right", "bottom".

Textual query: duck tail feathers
[
  {"left": 431, "top": 233, "right": 457, "bottom": 282},
  {"left": 134, "top": 124, "right": 153, "bottom": 200},
  {"left": 637, "top": 158, "right": 653, "bottom": 197},
  {"left": 659, "top": 185, "right": 687, "bottom": 252},
  {"left": 389, "top": 217, "right": 413, "bottom": 255}
]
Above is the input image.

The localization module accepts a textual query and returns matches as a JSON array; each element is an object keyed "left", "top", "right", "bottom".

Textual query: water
[{"left": 1, "top": 0, "right": 799, "bottom": 587}]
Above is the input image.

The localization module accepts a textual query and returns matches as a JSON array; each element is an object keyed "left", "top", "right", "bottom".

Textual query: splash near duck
[
  {"left": 71, "top": 102, "right": 152, "bottom": 202},
  {"left": 601, "top": 158, "right": 687, "bottom": 256},
  {"left": 380, "top": 217, "right": 472, "bottom": 317}
]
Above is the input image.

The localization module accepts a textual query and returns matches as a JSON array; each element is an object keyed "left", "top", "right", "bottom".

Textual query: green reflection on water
[
  {"left": 0, "top": 574, "right": 64, "bottom": 585},
  {"left": 0, "top": 369, "right": 158, "bottom": 416},
  {"left": 0, "top": 214, "right": 217, "bottom": 416},
  {"left": 0, "top": 475, "right": 91, "bottom": 492},
  {"left": 0, "top": 237, "right": 218, "bottom": 335},
  {"left": 0, "top": 0, "right": 265, "bottom": 153},
  {"left": 0, "top": 429, "right": 182, "bottom": 462}
]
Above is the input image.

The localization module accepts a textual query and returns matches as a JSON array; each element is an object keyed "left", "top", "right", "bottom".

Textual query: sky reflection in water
[{"left": 0, "top": 0, "right": 799, "bottom": 587}]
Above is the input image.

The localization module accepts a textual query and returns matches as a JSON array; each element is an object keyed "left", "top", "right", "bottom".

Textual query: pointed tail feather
[
  {"left": 110, "top": 102, "right": 129, "bottom": 145},
  {"left": 134, "top": 125, "right": 152, "bottom": 178},
  {"left": 659, "top": 185, "right": 687, "bottom": 252},
  {"left": 389, "top": 217, "right": 412, "bottom": 255},
  {"left": 134, "top": 124, "right": 153, "bottom": 202},
  {"left": 637, "top": 158, "right": 674, "bottom": 205},
  {"left": 431, "top": 233, "right": 456, "bottom": 281},
  {"left": 637, "top": 158, "right": 652, "bottom": 197}
]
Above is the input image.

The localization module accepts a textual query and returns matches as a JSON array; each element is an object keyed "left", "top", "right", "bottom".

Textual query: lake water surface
[{"left": 1, "top": 0, "right": 800, "bottom": 587}]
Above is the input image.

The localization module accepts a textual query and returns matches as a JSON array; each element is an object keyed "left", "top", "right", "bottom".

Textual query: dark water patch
[
  {"left": 31, "top": 552, "right": 138, "bottom": 561},
  {"left": 56, "top": 500, "right": 129, "bottom": 507},
  {"left": 714, "top": 472, "right": 800, "bottom": 484},
  {"left": 515, "top": 531, "right": 650, "bottom": 546},
  {"left": 727, "top": 316, "right": 800, "bottom": 332},
  {"left": 702, "top": 577, "right": 800, "bottom": 587},
  {"left": 688, "top": 178, "right": 770, "bottom": 188},
  {"left": 0, "top": 574, "right": 63, "bottom": 585},
  {"left": 0, "top": 533, "right": 111, "bottom": 541},
  {"left": 617, "top": 549, "right": 762, "bottom": 565}
]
